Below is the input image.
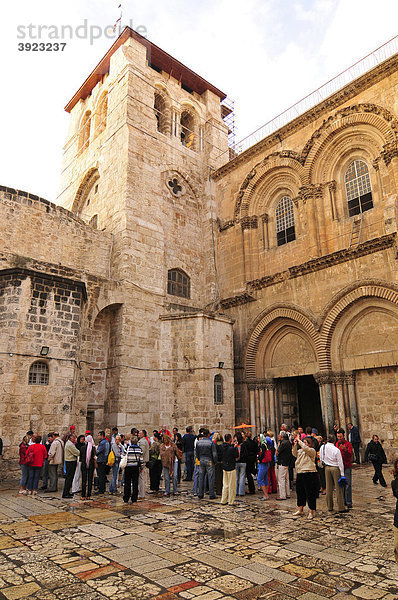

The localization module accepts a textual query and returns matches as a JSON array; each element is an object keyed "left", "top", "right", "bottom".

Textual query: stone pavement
[{"left": 0, "top": 465, "right": 397, "bottom": 600}]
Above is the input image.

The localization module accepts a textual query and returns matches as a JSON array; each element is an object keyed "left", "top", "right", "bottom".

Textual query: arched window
[
  {"left": 345, "top": 160, "right": 373, "bottom": 217},
  {"left": 214, "top": 374, "right": 223, "bottom": 405},
  {"left": 180, "top": 110, "right": 196, "bottom": 150},
  {"left": 79, "top": 111, "right": 91, "bottom": 153},
  {"left": 154, "top": 92, "right": 168, "bottom": 134},
  {"left": 28, "top": 361, "right": 49, "bottom": 385},
  {"left": 167, "top": 269, "right": 190, "bottom": 298},
  {"left": 276, "top": 196, "right": 295, "bottom": 246},
  {"left": 95, "top": 95, "right": 108, "bottom": 137}
]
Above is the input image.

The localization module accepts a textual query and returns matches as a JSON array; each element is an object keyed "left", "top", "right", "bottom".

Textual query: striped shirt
[{"left": 126, "top": 444, "right": 144, "bottom": 468}]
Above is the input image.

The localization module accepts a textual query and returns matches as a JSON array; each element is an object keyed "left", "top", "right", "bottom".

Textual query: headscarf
[{"left": 85, "top": 435, "right": 94, "bottom": 467}]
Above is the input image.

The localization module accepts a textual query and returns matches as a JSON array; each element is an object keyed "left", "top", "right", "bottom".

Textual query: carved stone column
[
  {"left": 345, "top": 371, "right": 358, "bottom": 426},
  {"left": 259, "top": 384, "right": 266, "bottom": 432},
  {"left": 315, "top": 371, "right": 334, "bottom": 435},
  {"left": 255, "top": 386, "right": 261, "bottom": 434},
  {"left": 241, "top": 217, "right": 258, "bottom": 283},
  {"left": 332, "top": 372, "right": 347, "bottom": 428},
  {"left": 248, "top": 384, "right": 256, "bottom": 433},
  {"left": 265, "top": 379, "right": 276, "bottom": 435}
]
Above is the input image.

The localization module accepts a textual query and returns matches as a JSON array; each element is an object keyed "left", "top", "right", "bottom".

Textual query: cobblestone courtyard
[{"left": 0, "top": 465, "right": 396, "bottom": 600}]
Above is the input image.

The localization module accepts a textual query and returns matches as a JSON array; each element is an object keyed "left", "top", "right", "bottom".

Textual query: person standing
[
  {"left": 234, "top": 432, "right": 246, "bottom": 497},
  {"left": 220, "top": 433, "right": 239, "bottom": 505},
  {"left": 257, "top": 434, "right": 272, "bottom": 501},
  {"left": 160, "top": 434, "right": 180, "bottom": 496},
  {"left": 335, "top": 429, "right": 353, "bottom": 508},
  {"left": 320, "top": 434, "right": 346, "bottom": 513},
  {"left": 95, "top": 431, "right": 110, "bottom": 494},
  {"left": 391, "top": 458, "right": 398, "bottom": 563},
  {"left": 172, "top": 427, "right": 184, "bottom": 483},
  {"left": 109, "top": 434, "right": 122, "bottom": 494},
  {"left": 80, "top": 434, "right": 96, "bottom": 500},
  {"left": 182, "top": 426, "right": 196, "bottom": 481},
  {"left": 123, "top": 436, "right": 144, "bottom": 503},
  {"left": 62, "top": 433, "right": 80, "bottom": 498},
  {"left": 26, "top": 435, "right": 47, "bottom": 496},
  {"left": 196, "top": 428, "right": 218, "bottom": 500},
  {"left": 276, "top": 432, "right": 292, "bottom": 501},
  {"left": 71, "top": 434, "right": 85, "bottom": 495},
  {"left": 46, "top": 432, "right": 64, "bottom": 493},
  {"left": 40, "top": 433, "right": 53, "bottom": 490},
  {"left": 148, "top": 432, "right": 162, "bottom": 493},
  {"left": 18, "top": 435, "right": 30, "bottom": 494},
  {"left": 364, "top": 434, "right": 388, "bottom": 487},
  {"left": 347, "top": 423, "right": 361, "bottom": 464},
  {"left": 138, "top": 429, "right": 150, "bottom": 499},
  {"left": 292, "top": 436, "right": 318, "bottom": 519},
  {"left": 242, "top": 431, "right": 258, "bottom": 495}
]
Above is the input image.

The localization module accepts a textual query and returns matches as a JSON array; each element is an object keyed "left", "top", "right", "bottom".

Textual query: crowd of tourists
[{"left": 17, "top": 422, "right": 397, "bottom": 561}]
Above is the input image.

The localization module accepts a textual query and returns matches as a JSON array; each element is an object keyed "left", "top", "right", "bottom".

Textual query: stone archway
[{"left": 243, "top": 306, "right": 323, "bottom": 434}]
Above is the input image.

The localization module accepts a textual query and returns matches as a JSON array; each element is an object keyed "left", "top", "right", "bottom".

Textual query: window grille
[
  {"left": 28, "top": 361, "right": 49, "bottom": 385},
  {"left": 345, "top": 160, "right": 373, "bottom": 217},
  {"left": 167, "top": 269, "right": 190, "bottom": 299},
  {"left": 214, "top": 375, "right": 223, "bottom": 405},
  {"left": 276, "top": 196, "right": 296, "bottom": 246}
]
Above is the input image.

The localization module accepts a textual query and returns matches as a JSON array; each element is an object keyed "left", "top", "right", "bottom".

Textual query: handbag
[
  {"left": 107, "top": 449, "right": 115, "bottom": 466},
  {"left": 120, "top": 452, "right": 128, "bottom": 469},
  {"left": 368, "top": 453, "right": 378, "bottom": 462},
  {"left": 262, "top": 449, "right": 272, "bottom": 463}
]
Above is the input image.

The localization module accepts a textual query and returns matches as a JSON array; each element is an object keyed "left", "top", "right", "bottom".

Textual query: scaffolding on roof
[{"left": 226, "top": 34, "right": 398, "bottom": 158}]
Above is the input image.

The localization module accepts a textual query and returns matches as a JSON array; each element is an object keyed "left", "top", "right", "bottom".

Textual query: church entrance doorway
[{"left": 275, "top": 375, "right": 323, "bottom": 434}]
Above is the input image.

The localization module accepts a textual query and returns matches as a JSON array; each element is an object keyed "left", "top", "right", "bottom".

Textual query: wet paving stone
[{"left": 0, "top": 466, "right": 396, "bottom": 599}]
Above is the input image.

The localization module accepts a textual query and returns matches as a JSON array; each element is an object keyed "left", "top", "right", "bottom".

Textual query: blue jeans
[
  {"left": 19, "top": 464, "right": 29, "bottom": 488},
  {"left": 199, "top": 458, "right": 215, "bottom": 498},
  {"left": 193, "top": 464, "right": 200, "bottom": 494},
  {"left": 344, "top": 467, "right": 352, "bottom": 506},
  {"left": 236, "top": 462, "right": 246, "bottom": 495},
  {"left": 163, "top": 463, "right": 178, "bottom": 494},
  {"left": 185, "top": 451, "right": 194, "bottom": 481},
  {"left": 109, "top": 458, "right": 120, "bottom": 493},
  {"left": 27, "top": 466, "right": 41, "bottom": 491}
]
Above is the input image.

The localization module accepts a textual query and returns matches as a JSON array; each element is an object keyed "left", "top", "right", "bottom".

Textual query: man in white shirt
[{"left": 320, "top": 434, "right": 347, "bottom": 513}]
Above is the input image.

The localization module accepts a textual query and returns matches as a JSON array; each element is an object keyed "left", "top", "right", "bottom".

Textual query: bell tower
[{"left": 57, "top": 28, "right": 235, "bottom": 432}]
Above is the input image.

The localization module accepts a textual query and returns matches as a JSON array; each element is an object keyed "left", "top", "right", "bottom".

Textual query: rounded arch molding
[
  {"left": 244, "top": 305, "right": 321, "bottom": 379},
  {"left": 302, "top": 104, "right": 398, "bottom": 184},
  {"left": 319, "top": 282, "right": 398, "bottom": 370},
  {"left": 72, "top": 166, "right": 100, "bottom": 215},
  {"left": 235, "top": 152, "right": 304, "bottom": 218}
]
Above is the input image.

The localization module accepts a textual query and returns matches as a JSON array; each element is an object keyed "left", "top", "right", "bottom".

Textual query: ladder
[{"left": 349, "top": 215, "right": 363, "bottom": 248}]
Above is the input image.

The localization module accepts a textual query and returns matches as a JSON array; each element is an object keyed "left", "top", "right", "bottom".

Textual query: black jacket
[
  {"left": 221, "top": 442, "right": 239, "bottom": 471},
  {"left": 364, "top": 440, "right": 387, "bottom": 464},
  {"left": 277, "top": 439, "right": 292, "bottom": 466}
]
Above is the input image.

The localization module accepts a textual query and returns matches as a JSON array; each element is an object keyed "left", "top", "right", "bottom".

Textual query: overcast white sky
[{"left": 0, "top": 0, "right": 397, "bottom": 201}]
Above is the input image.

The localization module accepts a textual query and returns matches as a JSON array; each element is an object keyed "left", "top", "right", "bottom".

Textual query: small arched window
[
  {"left": 214, "top": 374, "right": 223, "bottom": 405},
  {"left": 95, "top": 95, "right": 108, "bottom": 137},
  {"left": 345, "top": 160, "right": 373, "bottom": 217},
  {"left": 276, "top": 196, "right": 295, "bottom": 246},
  {"left": 79, "top": 111, "right": 91, "bottom": 153},
  {"left": 154, "top": 92, "right": 168, "bottom": 134},
  {"left": 180, "top": 110, "right": 196, "bottom": 150},
  {"left": 167, "top": 269, "right": 190, "bottom": 298},
  {"left": 28, "top": 361, "right": 49, "bottom": 385}
]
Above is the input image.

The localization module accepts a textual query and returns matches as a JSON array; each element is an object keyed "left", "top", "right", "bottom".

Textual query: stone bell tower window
[
  {"left": 214, "top": 374, "right": 223, "bottom": 405},
  {"left": 167, "top": 269, "right": 190, "bottom": 298},
  {"left": 28, "top": 361, "right": 49, "bottom": 385},
  {"left": 276, "top": 196, "right": 295, "bottom": 246},
  {"left": 345, "top": 160, "right": 373, "bottom": 217}
]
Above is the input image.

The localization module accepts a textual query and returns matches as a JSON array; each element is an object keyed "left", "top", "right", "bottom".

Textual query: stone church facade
[{"left": 0, "top": 28, "right": 397, "bottom": 461}]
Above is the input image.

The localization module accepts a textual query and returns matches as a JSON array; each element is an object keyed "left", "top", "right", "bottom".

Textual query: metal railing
[{"left": 229, "top": 35, "right": 398, "bottom": 156}]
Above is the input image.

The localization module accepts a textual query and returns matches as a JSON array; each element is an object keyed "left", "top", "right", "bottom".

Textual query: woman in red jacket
[{"left": 26, "top": 435, "right": 47, "bottom": 496}]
